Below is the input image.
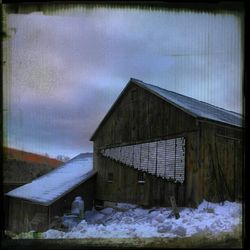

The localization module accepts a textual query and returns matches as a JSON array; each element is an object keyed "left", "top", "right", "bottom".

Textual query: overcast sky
[{"left": 3, "top": 6, "right": 243, "bottom": 159}]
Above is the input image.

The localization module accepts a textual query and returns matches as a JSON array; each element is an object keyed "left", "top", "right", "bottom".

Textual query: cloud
[{"left": 4, "top": 8, "right": 243, "bottom": 158}]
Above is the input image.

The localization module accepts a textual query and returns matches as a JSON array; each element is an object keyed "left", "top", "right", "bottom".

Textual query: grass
[{"left": 3, "top": 224, "right": 243, "bottom": 249}]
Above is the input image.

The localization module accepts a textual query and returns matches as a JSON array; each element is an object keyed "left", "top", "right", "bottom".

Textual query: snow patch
[
  {"left": 116, "top": 203, "right": 138, "bottom": 209},
  {"left": 157, "top": 222, "right": 172, "bottom": 233},
  {"left": 42, "top": 200, "right": 242, "bottom": 239},
  {"left": 154, "top": 213, "right": 166, "bottom": 223},
  {"left": 43, "top": 229, "right": 65, "bottom": 239},
  {"left": 172, "top": 226, "right": 187, "bottom": 237},
  {"left": 100, "top": 207, "right": 114, "bottom": 215}
]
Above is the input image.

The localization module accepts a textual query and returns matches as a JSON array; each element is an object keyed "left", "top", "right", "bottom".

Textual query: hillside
[
  {"left": 3, "top": 147, "right": 62, "bottom": 167},
  {"left": 3, "top": 147, "right": 62, "bottom": 186}
]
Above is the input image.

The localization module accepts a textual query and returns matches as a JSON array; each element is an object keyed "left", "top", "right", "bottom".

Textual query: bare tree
[{"left": 57, "top": 155, "right": 70, "bottom": 162}]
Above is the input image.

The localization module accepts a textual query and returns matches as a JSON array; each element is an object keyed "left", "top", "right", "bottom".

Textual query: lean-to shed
[
  {"left": 5, "top": 153, "right": 96, "bottom": 233},
  {"left": 90, "top": 78, "right": 244, "bottom": 207}
]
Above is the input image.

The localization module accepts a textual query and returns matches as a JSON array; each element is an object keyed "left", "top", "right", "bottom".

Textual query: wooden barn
[
  {"left": 90, "top": 78, "right": 244, "bottom": 208},
  {"left": 5, "top": 153, "right": 96, "bottom": 233}
]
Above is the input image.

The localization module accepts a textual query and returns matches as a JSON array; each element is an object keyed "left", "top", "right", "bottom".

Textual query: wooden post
[{"left": 169, "top": 196, "right": 180, "bottom": 219}]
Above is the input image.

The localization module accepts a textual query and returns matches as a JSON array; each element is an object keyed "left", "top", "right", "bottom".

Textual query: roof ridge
[
  {"left": 91, "top": 78, "right": 243, "bottom": 140},
  {"left": 131, "top": 78, "right": 242, "bottom": 116}
]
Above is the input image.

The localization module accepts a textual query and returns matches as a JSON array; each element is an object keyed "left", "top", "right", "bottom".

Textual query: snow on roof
[
  {"left": 132, "top": 79, "right": 243, "bottom": 127},
  {"left": 6, "top": 154, "right": 96, "bottom": 206}
]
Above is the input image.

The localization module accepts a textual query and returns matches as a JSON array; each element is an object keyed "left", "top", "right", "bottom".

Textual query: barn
[
  {"left": 5, "top": 153, "right": 96, "bottom": 233},
  {"left": 90, "top": 78, "right": 244, "bottom": 208}
]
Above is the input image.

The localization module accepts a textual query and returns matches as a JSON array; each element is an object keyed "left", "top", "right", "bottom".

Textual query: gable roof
[
  {"left": 90, "top": 78, "right": 243, "bottom": 140},
  {"left": 134, "top": 79, "right": 243, "bottom": 126},
  {"left": 6, "top": 153, "right": 96, "bottom": 206}
]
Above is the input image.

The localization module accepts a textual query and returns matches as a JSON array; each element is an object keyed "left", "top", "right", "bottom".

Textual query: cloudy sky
[{"left": 3, "top": 6, "right": 243, "bottom": 159}]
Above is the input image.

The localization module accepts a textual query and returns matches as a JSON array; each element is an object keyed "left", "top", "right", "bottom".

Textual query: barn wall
[
  {"left": 200, "top": 121, "right": 243, "bottom": 202},
  {"left": 95, "top": 130, "right": 202, "bottom": 207},
  {"left": 93, "top": 83, "right": 201, "bottom": 206},
  {"left": 94, "top": 84, "right": 197, "bottom": 148},
  {"left": 7, "top": 197, "right": 48, "bottom": 233},
  {"left": 6, "top": 176, "right": 96, "bottom": 233}
]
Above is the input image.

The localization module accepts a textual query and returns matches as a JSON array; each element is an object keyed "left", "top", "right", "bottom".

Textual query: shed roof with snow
[
  {"left": 91, "top": 78, "right": 243, "bottom": 140},
  {"left": 6, "top": 153, "right": 96, "bottom": 206}
]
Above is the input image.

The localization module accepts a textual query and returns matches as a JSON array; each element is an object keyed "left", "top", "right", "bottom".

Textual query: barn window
[
  {"left": 101, "top": 137, "right": 185, "bottom": 183},
  {"left": 107, "top": 172, "right": 113, "bottom": 182},
  {"left": 137, "top": 172, "right": 145, "bottom": 183}
]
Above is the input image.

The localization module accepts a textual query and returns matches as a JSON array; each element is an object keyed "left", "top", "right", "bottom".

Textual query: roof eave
[
  {"left": 5, "top": 170, "right": 98, "bottom": 206},
  {"left": 90, "top": 79, "right": 136, "bottom": 141},
  {"left": 131, "top": 79, "right": 199, "bottom": 119},
  {"left": 197, "top": 117, "right": 244, "bottom": 129},
  {"left": 90, "top": 78, "right": 243, "bottom": 141},
  {"left": 90, "top": 78, "right": 199, "bottom": 141},
  {"left": 44, "top": 170, "right": 97, "bottom": 206},
  {"left": 131, "top": 79, "right": 244, "bottom": 128}
]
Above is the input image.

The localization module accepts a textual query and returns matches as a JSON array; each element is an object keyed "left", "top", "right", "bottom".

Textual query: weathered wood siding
[
  {"left": 7, "top": 197, "right": 48, "bottom": 233},
  {"left": 93, "top": 83, "right": 201, "bottom": 206},
  {"left": 200, "top": 121, "right": 243, "bottom": 202},
  {"left": 6, "top": 175, "right": 96, "bottom": 233},
  {"left": 94, "top": 84, "right": 197, "bottom": 147}
]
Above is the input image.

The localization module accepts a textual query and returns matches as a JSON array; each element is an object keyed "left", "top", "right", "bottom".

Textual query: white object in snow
[
  {"left": 71, "top": 196, "right": 84, "bottom": 219},
  {"left": 100, "top": 207, "right": 113, "bottom": 215}
]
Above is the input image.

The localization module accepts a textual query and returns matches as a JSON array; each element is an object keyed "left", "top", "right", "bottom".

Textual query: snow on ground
[{"left": 43, "top": 200, "right": 242, "bottom": 239}]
